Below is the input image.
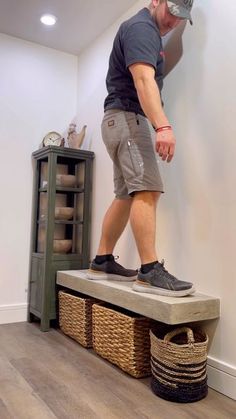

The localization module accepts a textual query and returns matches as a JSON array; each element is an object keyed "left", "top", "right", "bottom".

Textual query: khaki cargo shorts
[{"left": 101, "top": 109, "right": 164, "bottom": 199}]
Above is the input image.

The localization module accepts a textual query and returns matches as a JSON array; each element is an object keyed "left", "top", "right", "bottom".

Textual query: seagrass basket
[
  {"left": 92, "top": 303, "right": 152, "bottom": 378},
  {"left": 59, "top": 290, "right": 99, "bottom": 348},
  {"left": 150, "top": 327, "right": 209, "bottom": 403}
]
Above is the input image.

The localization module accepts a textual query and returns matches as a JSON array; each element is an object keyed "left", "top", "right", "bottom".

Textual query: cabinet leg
[
  {"left": 27, "top": 313, "right": 34, "bottom": 323},
  {"left": 28, "top": 312, "right": 36, "bottom": 323},
  {"left": 40, "top": 317, "right": 50, "bottom": 332}
]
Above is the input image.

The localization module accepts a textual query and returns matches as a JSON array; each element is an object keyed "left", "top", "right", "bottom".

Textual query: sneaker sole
[
  {"left": 86, "top": 269, "right": 136, "bottom": 282},
  {"left": 132, "top": 281, "right": 195, "bottom": 297}
]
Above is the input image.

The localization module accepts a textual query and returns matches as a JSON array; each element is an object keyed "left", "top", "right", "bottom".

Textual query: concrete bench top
[{"left": 57, "top": 270, "right": 220, "bottom": 325}]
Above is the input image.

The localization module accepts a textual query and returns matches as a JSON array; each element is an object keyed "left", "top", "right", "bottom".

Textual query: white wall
[
  {"left": 76, "top": 0, "right": 236, "bottom": 399},
  {"left": 0, "top": 33, "right": 78, "bottom": 323},
  {"left": 0, "top": 0, "right": 235, "bottom": 400}
]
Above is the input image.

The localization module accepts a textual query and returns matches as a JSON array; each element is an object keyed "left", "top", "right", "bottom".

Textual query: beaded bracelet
[{"left": 155, "top": 125, "right": 172, "bottom": 133}]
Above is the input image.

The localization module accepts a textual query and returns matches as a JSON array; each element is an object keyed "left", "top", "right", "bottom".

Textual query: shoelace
[
  {"left": 159, "top": 259, "right": 178, "bottom": 282},
  {"left": 160, "top": 259, "right": 167, "bottom": 271}
]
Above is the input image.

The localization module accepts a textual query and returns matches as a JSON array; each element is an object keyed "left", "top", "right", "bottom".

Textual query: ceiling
[{"left": 0, "top": 0, "right": 138, "bottom": 55}]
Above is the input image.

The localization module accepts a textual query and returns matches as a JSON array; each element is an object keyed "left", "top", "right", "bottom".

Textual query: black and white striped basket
[{"left": 150, "top": 327, "right": 209, "bottom": 403}]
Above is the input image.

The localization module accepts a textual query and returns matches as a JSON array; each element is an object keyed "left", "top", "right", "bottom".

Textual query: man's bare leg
[
  {"left": 130, "top": 190, "right": 195, "bottom": 296},
  {"left": 129, "top": 191, "right": 161, "bottom": 264},
  {"left": 97, "top": 198, "right": 132, "bottom": 255},
  {"left": 87, "top": 197, "right": 136, "bottom": 281}
]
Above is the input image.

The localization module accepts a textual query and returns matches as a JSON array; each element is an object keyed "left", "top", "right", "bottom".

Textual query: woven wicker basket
[
  {"left": 92, "top": 303, "right": 152, "bottom": 378},
  {"left": 59, "top": 291, "right": 98, "bottom": 348},
  {"left": 150, "top": 327, "right": 209, "bottom": 403}
]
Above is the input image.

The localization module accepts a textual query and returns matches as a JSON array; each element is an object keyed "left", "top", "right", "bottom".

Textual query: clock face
[{"left": 43, "top": 131, "right": 63, "bottom": 147}]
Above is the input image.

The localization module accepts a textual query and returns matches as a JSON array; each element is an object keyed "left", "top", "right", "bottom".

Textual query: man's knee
[{"left": 132, "top": 190, "right": 161, "bottom": 203}]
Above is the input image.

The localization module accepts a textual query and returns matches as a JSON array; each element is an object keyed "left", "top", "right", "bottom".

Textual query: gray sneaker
[
  {"left": 132, "top": 260, "right": 195, "bottom": 297},
  {"left": 86, "top": 256, "right": 137, "bottom": 281}
]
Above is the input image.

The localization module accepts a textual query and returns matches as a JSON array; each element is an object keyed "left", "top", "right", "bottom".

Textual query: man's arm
[
  {"left": 163, "top": 21, "right": 185, "bottom": 78},
  {"left": 129, "top": 62, "right": 175, "bottom": 163}
]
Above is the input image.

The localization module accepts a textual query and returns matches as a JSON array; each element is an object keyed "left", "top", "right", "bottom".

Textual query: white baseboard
[
  {"left": 0, "top": 303, "right": 28, "bottom": 324},
  {"left": 207, "top": 356, "right": 236, "bottom": 400}
]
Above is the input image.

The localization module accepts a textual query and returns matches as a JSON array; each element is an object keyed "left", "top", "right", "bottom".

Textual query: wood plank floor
[{"left": 0, "top": 322, "right": 235, "bottom": 419}]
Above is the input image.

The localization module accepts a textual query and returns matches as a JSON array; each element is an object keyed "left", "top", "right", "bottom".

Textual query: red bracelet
[{"left": 155, "top": 125, "right": 172, "bottom": 133}]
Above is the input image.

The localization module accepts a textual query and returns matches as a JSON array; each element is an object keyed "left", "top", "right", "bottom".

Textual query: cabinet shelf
[
  {"left": 37, "top": 220, "right": 84, "bottom": 225},
  {"left": 32, "top": 252, "right": 84, "bottom": 261},
  {"left": 39, "top": 187, "right": 84, "bottom": 193}
]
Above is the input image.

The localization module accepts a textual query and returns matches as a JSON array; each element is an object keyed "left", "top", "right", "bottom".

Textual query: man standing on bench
[{"left": 86, "top": 0, "right": 195, "bottom": 297}]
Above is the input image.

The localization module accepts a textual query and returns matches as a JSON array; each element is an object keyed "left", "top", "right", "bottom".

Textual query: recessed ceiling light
[{"left": 40, "top": 14, "right": 57, "bottom": 26}]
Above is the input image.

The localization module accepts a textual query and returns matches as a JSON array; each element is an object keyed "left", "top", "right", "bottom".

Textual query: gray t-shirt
[{"left": 104, "top": 8, "right": 164, "bottom": 116}]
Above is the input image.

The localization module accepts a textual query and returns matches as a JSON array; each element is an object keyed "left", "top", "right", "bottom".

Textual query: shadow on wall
[
  {"left": 159, "top": 8, "right": 210, "bottom": 272},
  {"left": 163, "top": 19, "right": 187, "bottom": 78}
]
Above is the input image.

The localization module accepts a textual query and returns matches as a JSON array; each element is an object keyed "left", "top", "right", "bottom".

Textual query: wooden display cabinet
[{"left": 28, "top": 146, "right": 94, "bottom": 331}]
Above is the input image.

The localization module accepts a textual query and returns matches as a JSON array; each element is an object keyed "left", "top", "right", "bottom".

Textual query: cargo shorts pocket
[
  {"left": 126, "top": 139, "right": 144, "bottom": 178},
  {"left": 101, "top": 112, "right": 124, "bottom": 142}
]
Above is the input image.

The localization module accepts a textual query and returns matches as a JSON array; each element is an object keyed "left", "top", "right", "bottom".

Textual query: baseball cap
[{"left": 167, "top": 0, "right": 193, "bottom": 25}]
